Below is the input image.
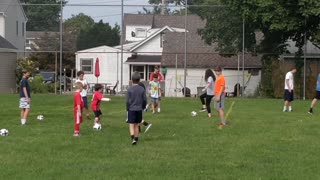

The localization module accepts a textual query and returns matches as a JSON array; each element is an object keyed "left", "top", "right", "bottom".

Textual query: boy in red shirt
[
  {"left": 91, "top": 84, "right": 111, "bottom": 130},
  {"left": 74, "top": 82, "right": 84, "bottom": 136}
]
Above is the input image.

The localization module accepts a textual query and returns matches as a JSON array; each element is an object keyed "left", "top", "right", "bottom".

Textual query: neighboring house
[
  {"left": 0, "top": 35, "right": 17, "bottom": 93},
  {"left": 75, "top": 45, "right": 132, "bottom": 92},
  {"left": 75, "top": 14, "right": 262, "bottom": 96},
  {"left": 25, "top": 31, "right": 59, "bottom": 51},
  {"left": 0, "top": 0, "right": 27, "bottom": 57}
]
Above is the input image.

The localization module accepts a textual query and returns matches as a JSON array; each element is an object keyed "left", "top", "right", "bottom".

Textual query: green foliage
[
  {"left": 64, "top": 13, "right": 95, "bottom": 37},
  {"left": 15, "top": 57, "right": 39, "bottom": 89},
  {"left": 22, "top": 0, "right": 67, "bottom": 31},
  {"left": 29, "top": 76, "right": 48, "bottom": 93},
  {"left": 77, "top": 20, "right": 120, "bottom": 50}
]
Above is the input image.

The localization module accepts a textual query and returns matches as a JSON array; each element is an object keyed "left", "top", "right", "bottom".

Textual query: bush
[{"left": 29, "top": 76, "right": 50, "bottom": 93}]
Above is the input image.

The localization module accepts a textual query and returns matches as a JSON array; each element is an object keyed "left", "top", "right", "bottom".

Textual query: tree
[
  {"left": 64, "top": 13, "right": 95, "bottom": 36},
  {"left": 77, "top": 20, "right": 120, "bottom": 50},
  {"left": 22, "top": 0, "right": 67, "bottom": 31}
]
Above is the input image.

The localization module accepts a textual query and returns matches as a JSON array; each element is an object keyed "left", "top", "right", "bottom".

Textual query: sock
[
  {"left": 131, "top": 135, "right": 134, "bottom": 140},
  {"left": 134, "top": 137, "right": 139, "bottom": 142},
  {"left": 158, "top": 108, "right": 160, "bottom": 112},
  {"left": 143, "top": 121, "right": 148, "bottom": 126},
  {"left": 203, "top": 105, "right": 206, "bottom": 108},
  {"left": 289, "top": 106, "right": 292, "bottom": 111},
  {"left": 21, "top": 119, "right": 26, "bottom": 125},
  {"left": 283, "top": 106, "right": 287, "bottom": 111},
  {"left": 310, "top": 108, "right": 313, "bottom": 112}
]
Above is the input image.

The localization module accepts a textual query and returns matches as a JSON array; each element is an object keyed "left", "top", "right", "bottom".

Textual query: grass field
[{"left": 1, "top": 94, "right": 320, "bottom": 179}]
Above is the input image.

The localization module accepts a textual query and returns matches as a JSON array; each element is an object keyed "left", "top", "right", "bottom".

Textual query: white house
[
  {"left": 75, "top": 46, "right": 132, "bottom": 92},
  {"left": 75, "top": 14, "right": 262, "bottom": 96}
]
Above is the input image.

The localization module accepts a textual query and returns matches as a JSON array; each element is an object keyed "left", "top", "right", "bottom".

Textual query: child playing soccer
[
  {"left": 126, "top": 72, "right": 147, "bottom": 145},
  {"left": 73, "top": 82, "right": 84, "bottom": 136},
  {"left": 148, "top": 74, "right": 161, "bottom": 114},
  {"left": 214, "top": 67, "right": 227, "bottom": 129},
  {"left": 138, "top": 82, "right": 152, "bottom": 133},
  {"left": 76, "top": 71, "right": 90, "bottom": 119},
  {"left": 91, "top": 84, "right": 111, "bottom": 130}
]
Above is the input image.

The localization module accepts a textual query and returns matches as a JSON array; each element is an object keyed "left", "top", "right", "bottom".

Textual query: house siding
[
  {"left": 133, "top": 35, "right": 163, "bottom": 55},
  {"left": 0, "top": 52, "right": 17, "bottom": 93},
  {"left": 2, "top": 0, "right": 27, "bottom": 57},
  {"left": 165, "top": 68, "right": 261, "bottom": 97},
  {"left": 76, "top": 47, "right": 132, "bottom": 92}
]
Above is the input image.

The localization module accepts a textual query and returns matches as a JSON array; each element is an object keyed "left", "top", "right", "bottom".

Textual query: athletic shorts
[
  {"left": 214, "top": 95, "right": 225, "bottom": 110},
  {"left": 284, "top": 90, "right": 294, "bottom": 102},
  {"left": 314, "top": 91, "right": 320, "bottom": 100},
  {"left": 19, "top": 98, "right": 30, "bottom": 109},
  {"left": 127, "top": 110, "right": 143, "bottom": 124},
  {"left": 93, "top": 110, "right": 102, "bottom": 118},
  {"left": 82, "top": 96, "right": 88, "bottom": 109},
  {"left": 150, "top": 97, "right": 159, "bottom": 103}
]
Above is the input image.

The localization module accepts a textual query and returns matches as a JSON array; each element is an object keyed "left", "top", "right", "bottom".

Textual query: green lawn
[{"left": 0, "top": 94, "right": 320, "bottom": 179}]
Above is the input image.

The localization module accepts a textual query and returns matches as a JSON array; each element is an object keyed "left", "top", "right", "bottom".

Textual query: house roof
[
  {"left": 0, "top": 35, "right": 17, "bottom": 50},
  {"left": 75, "top": 45, "right": 131, "bottom": 54},
  {"left": 125, "top": 55, "right": 161, "bottom": 65},
  {"left": 161, "top": 32, "right": 262, "bottom": 68},
  {"left": 26, "top": 31, "right": 60, "bottom": 39}
]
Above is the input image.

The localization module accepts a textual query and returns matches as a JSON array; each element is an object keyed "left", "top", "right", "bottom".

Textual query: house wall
[
  {"left": 0, "top": 52, "right": 17, "bottom": 93},
  {"left": 126, "top": 25, "right": 152, "bottom": 42},
  {"left": 0, "top": 16, "right": 5, "bottom": 38},
  {"left": 3, "top": 0, "right": 26, "bottom": 57},
  {"left": 164, "top": 68, "right": 261, "bottom": 97},
  {"left": 133, "top": 35, "right": 162, "bottom": 55},
  {"left": 76, "top": 50, "right": 132, "bottom": 92}
]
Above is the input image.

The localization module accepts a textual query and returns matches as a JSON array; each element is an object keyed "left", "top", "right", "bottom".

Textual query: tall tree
[
  {"left": 77, "top": 20, "right": 120, "bottom": 50},
  {"left": 22, "top": 0, "right": 66, "bottom": 31},
  {"left": 64, "top": 13, "right": 95, "bottom": 36}
]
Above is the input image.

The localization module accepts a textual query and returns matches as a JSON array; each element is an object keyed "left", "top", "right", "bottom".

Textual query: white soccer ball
[
  {"left": 191, "top": 111, "right": 197, "bottom": 117},
  {"left": 0, "top": 129, "right": 9, "bottom": 136},
  {"left": 93, "top": 124, "right": 102, "bottom": 130},
  {"left": 37, "top": 115, "right": 44, "bottom": 120}
]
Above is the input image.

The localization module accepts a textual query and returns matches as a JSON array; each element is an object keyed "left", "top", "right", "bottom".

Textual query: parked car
[{"left": 37, "top": 71, "right": 56, "bottom": 83}]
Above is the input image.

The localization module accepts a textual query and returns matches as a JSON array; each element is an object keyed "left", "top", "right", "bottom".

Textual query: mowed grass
[{"left": 1, "top": 94, "right": 320, "bottom": 179}]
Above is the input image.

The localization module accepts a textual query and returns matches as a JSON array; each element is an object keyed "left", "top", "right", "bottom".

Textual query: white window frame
[
  {"left": 131, "top": 65, "right": 145, "bottom": 80},
  {"left": 135, "top": 28, "right": 147, "bottom": 38},
  {"left": 80, "top": 58, "right": 93, "bottom": 74}
]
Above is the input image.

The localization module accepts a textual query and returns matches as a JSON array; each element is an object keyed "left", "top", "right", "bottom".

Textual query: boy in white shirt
[
  {"left": 283, "top": 68, "right": 296, "bottom": 112},
  {"left": 76, "top": 71, "right": 90, "bottom": 119}
]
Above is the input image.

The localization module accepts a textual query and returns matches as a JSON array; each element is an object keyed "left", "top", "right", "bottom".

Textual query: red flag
[{"left": 95, "top": 58, "right": 100, "bottom": 78}]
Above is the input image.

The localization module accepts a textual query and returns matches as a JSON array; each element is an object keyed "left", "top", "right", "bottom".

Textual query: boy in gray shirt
[{"left": 126, "top": 72, "right": 147, "bottom": 145}]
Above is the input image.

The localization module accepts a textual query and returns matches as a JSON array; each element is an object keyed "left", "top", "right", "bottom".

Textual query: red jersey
[
  {"left": 150, "top": 72, "right": 164, "bottom": 81},
  {"left": 74, "top": 91, "right": 84, "bottom": 112},
  {"left": 91, "top": 91, "right": 103, "bottom": 111}
]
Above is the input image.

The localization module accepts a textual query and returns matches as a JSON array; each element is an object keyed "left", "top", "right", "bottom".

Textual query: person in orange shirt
[{"left": 214, "top": 67, "right": 227, "bottom": 129}]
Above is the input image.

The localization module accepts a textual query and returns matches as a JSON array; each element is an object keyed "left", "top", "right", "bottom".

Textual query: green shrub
[{"left": 29, "top": 76, "right": 49, "bottom": 93}]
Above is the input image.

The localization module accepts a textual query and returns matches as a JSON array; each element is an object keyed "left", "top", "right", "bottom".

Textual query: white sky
[{"left": 63, "top": 0, "right": 151, "bottom": 26}]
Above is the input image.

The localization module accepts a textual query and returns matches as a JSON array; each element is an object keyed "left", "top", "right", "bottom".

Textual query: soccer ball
[
  {"left": 0, "top": 129, "right": 9, "bottom": 136},
  {"left": 93, "top": 124, "right": 102, "bottom": 130},
  {"left": 37, "top": 115, "right": 44, "bottom": 120},
  {"left": 191, "top": 111, "right": 197, "bottom": 117}
]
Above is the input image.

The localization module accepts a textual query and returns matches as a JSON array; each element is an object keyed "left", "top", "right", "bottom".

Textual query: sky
[{"left": 63, "top": 0, "right": 152, "bottom": 26}]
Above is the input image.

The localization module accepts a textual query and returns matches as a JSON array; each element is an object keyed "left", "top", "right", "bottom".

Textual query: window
[
  {"left": 22, "top": 22, "right": 25, "bottom": 36},
  {"left": 80, "top": 58, "right": 93, "bottom": 73},
  {"left": 131, "top": 65, "right": 145, "bottom": 80},
  {"left": 135, "top": 28, "right": 146, "bottom": 38},
  {"left": 16, "top": 21, "right": 18, "bottom": 36}
]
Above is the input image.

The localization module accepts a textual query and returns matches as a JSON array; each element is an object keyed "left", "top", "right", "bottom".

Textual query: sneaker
[
  {"left": 73, "top": 133, "right": 80, "bottom": 137},
  {"left": 152, "top": 111, "right": 155, "bottom": 114},
  {"left": 144, "top": 104, "right": 149, "bottom": 112},
  {"left": 199, "top": 108, "right": 207, "bottom": 112},
  {"left": 157, "top": 108, "right": 161, "bottom": 113},
  {"left": 132, "top": 139, "right": 137, "bottom": 145},
  {"left": 308, "top": 111, "right": 313, "bottom": 114},
  {"left": 144, "top": 124, "right": 152, "bottom": 133},
  {"left": 218, "top": 122, "right": 226, "bottom": 129}
]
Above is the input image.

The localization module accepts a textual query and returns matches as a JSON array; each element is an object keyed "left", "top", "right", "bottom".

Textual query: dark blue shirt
[
  {"left": 20, "top": 78, "right": 31, "bottom": 98},
  {"left": 126, "top": 84, "right": 146, "bottom": 111},
  {"left": 317, "top": 74, "right": 320, "bottom": 91}
]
